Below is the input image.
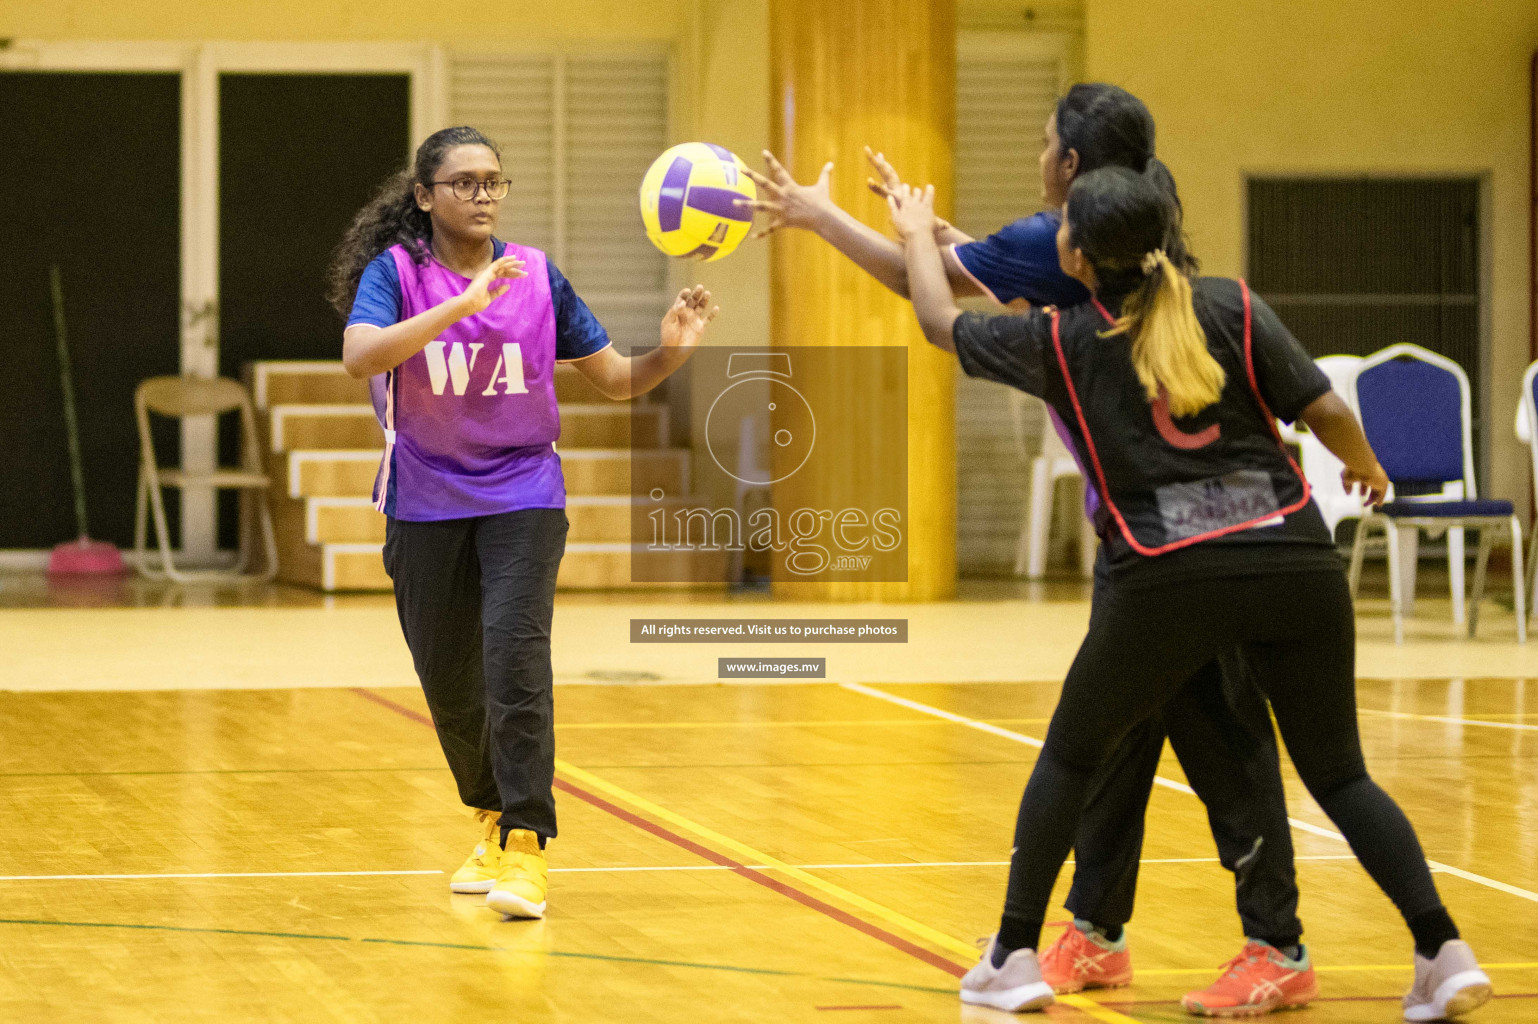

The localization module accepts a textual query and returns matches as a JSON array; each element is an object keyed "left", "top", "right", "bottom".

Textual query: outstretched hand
[
  {"left": 735, "top": 150, "right": 835, "bottom": 239},
  {"left": 865, "top": 147, "right": 955, "bottom": 235},
  {"left": 460, "top": 255, "right": 527, "bottom": 314},
  {"left": 886, "top": 183, "right": 938, "bottom": 240},
  {"left": 660, "top": 285, "right": 719, "bottom": 351},
  {"left": 1342, "top": 463, "right": 1390, "bottom": 508}
]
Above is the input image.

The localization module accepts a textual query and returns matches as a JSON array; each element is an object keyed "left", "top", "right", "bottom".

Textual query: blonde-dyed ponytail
[{"left": 1103, "top": 249, "right": 1225, "bottom": 417}]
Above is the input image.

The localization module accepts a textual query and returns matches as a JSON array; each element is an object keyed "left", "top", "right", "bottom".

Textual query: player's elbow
[
  {"left": 341, "top": 348, "right": 372, "bottom": 379},
  {"left": 917, "top": 312, "right": 957, "bottom": 353}
]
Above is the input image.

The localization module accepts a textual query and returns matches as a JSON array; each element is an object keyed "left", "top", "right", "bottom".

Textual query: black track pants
[{"left": 384, "top": 508, "right": 568, "bottom": 840}]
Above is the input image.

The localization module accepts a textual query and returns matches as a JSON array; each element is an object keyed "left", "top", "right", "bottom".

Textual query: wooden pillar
[{"left": 768, "top": 0, "right": 957, "bottom": 602}]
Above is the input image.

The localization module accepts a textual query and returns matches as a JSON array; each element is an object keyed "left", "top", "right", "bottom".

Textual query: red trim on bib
[{"left": 1051, "top": 280, "right": 1312, "bottom": 557}]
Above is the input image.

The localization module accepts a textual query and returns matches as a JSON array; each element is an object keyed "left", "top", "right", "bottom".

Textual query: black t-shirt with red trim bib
[{"left": 953, "top": 276, "right": 1340, "bottom": 587}]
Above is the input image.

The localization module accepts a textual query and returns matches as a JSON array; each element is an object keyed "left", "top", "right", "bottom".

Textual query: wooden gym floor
[{"left": 0, "top": 571, "right": 1534, "bottom": 1023}]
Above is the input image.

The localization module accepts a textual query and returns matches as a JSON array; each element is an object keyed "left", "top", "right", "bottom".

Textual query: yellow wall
[
  {"left": 10, "top": 0, "right": 1534, "bottom": 514},
  {"left": 0, "top": 0, "right": 686, "bottom": 41},
  {"left": 1086, "top": 0, "right": 1538, "bottom": 509}
]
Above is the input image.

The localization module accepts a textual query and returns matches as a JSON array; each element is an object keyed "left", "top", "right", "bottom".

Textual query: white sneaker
[
  {"left": 1403, "top": 940, "right": 1492, "bottom": 1021},
  {"left": 960, "top": 936, "right": 1055, "bottom": 1012}
]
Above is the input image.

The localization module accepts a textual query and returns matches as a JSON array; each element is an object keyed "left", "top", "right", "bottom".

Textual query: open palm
[
  {"left": 660, "top": 286, "right": 719, "bottom": 350},
  {"left": 737, "top": 151, "right": 836, "bottom": 239}
]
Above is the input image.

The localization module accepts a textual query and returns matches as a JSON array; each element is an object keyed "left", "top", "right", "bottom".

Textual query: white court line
[
  {"left": 841, "top": 682, "right": 1538, "bottom": 905},
  {"left": 0, "top": 859, "right": 1362, "bottom": 882},
  {"left": 1358, "top": 708, "right": 1538, "bottom": 732},
  {"left": 549, "top": 856, "right": 1356, "bottom": 874},
  {"left": 0, "top": 870, "right": 443, "bottom": 882}
]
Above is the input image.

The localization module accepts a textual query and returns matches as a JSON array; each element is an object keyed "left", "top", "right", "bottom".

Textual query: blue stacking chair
[{"left": 1346, "top": 344, "right": 1525, "bottom": 644}]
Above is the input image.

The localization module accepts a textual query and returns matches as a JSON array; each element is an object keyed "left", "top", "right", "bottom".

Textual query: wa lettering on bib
[{"left": 369, "top": 242, "right": 566, "bottom": 520}]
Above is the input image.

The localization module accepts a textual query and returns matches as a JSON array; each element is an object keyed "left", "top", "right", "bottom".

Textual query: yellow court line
[
  {"left": 554, "top": 758, "right": 1144, "bottom": 1024},
  {"left": 553, "top": 718, "right": 1052, "bottom": 731}
]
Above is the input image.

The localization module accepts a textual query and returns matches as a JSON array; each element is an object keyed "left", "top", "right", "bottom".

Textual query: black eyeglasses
[{"left": 431, "top": 178, "right": 512, "bottom": 201}]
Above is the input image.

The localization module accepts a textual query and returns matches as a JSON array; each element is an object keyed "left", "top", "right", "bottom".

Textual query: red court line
[
  {"left": 352, "top": 687, "right": 969, "bottom": 980},
  {"left": 351, "top": 687, "right": 434, "bottom": 728}
]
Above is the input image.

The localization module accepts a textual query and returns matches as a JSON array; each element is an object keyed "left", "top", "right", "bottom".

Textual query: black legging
[
  {"left": 1001, "top": 563, "right": 1447, "bottom": 951},
  {"left": 1065, "top": 553, "right": 1302, "bottom": 945}
]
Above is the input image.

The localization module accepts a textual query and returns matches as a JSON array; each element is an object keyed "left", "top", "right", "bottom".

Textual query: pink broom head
[{"left": 47, "top": 537, "right": 127, "bottom": 575}]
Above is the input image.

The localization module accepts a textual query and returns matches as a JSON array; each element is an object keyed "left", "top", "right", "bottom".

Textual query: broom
[{"left": 46, "top": 265, "right": 126, "bottom": 575}]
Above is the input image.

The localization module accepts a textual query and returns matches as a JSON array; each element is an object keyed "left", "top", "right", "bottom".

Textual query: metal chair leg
[
  {"left": 1385, "top": 521, "right": 1404, "bottom": 645},
  {"left": 1527, "top": 525, "right": 1537, "bottom": 630},
  {"left": 1466, "top": 528, "right": 1493, "bottom": 640},
  {"left": 1347, "top": 515, "right": 1374, "bottom": 597},
  {"left": 1447, "top": 526, "right": 1465, "bottom": 626},
  {"left": 1511, "top": 516, "right": 1527, "bottom": 645},
  {"left": 133, "top": 466, "right": 153, "bottom": 577},
  {"left": 1024, "top": 457, "right": 1053, "bottom": 580}
]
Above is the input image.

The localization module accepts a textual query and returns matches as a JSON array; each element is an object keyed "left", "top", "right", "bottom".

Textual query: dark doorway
[
  {"left": 217, "top": 72, "right": 409, "bottom": 543},
  {"left": 1248, "top": 178, "right": 1483, "bottom": 477},
  {"left": 0, "top": 72, "right": 182, "bottom": 549}
]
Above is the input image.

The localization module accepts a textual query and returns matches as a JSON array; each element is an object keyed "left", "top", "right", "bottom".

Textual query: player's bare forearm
[
  {"left": 935, "top": 223, "right": 974, "bottom": 247},
  {"left": 1298, "top": 391, "right": 1390, "bottom": 504},
  {"left": 812, "top": 204, "right": 915, "bottom": 296},
  {"left": 590, "top": 348, "right": 690, "bottom": 401},
  {"left": 901, "top": 230, "right": 961, "bottom": 353},
  {"left": 342, "top": 296, "right": 473, "bottom": 378},
  {"left": 626, "top": 346, "right": 694, "bottom": 398},
  {"left": 1299, "top": 393, "right": 1374, "bottom": 474},
  {"left": 814, "top": 205, "right": 983, "bottom": 301}
]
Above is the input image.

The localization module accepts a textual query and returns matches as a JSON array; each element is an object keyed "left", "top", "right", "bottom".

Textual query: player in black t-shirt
[
  {"left": 747, "top": 83, "right": 1315, "bottom": 1013},
  {"left": 888, "top": 167, "right": 1493, "bottom": 1021}
]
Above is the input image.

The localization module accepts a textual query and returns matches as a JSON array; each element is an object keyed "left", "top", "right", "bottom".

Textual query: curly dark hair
[{"left": 326, "top": 126, "right": 502, "bottom": 318}]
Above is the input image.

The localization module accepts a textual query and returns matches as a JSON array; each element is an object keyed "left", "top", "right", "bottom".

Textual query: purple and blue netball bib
[{"left": 370, "top": 243, "right": 564, "bottom": 520}]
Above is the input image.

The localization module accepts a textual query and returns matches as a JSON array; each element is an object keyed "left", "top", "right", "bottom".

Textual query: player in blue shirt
[{"left": 744, "top": 84, "right": 1317, "bottom": 1015}]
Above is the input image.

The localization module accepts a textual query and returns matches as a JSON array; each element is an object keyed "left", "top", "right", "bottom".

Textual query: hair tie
[{"left": 1141, "top": 248, "right": 1166, "bottom": 275}]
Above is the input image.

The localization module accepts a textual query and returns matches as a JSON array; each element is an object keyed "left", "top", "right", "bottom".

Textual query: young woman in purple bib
[
  {"left": 890, "top": 167, "right": 1493, "bottom": 1021},
  {"left": 328, "top": 126, "right": 717, "bottom": 921}
]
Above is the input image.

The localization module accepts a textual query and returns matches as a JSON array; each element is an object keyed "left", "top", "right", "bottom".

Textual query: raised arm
[
  {"left": 887, "top": 184, "right": 961, "bottom": 353},
  {"left": 342, "top": 254, "right": 526, "bottom": 378},
  {"left": 1297, "top": 391, "right": 1390, "bottom": 506},
  {"left": 739, "top": 150, "right": 983, "bottom": 301},
  {"left": 569, "top": 286, "right": 718, "bottom": 401},
  {"left": 863, "top": 148, "right": 971, "bottom": 247}
]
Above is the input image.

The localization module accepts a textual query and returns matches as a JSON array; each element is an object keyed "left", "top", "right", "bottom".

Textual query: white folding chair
[
  {"left": 1347, "top": 344, "right": 1524, "bottom": 644},
  {"left": 133, "top": 376, "right": 278, "bottom": 583},
  {"left": 1518, "top": 359, "right": 1538, "bottom": 626},
  {"left": 1011, "top": 391, "right": 1096, "bottom": 579},
  {"left": 1277, "top": 355, "right": 1367, "bottom": 540}
]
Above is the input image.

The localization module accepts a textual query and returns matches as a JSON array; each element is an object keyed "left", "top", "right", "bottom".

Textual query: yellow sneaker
[
  {"left": 486, "top": 829, "right": 547, "bottom": 919},
  {"left": 449, "top": 809, "right": 502, "bottom": 894}
]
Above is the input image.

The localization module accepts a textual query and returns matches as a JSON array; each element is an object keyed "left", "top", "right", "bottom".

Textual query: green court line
[
  {"left": 0, "top": 917, "right": 952, "bottom": 996},
  {"left": 0, "top": 917, "right": 352, "bottom": 942}
]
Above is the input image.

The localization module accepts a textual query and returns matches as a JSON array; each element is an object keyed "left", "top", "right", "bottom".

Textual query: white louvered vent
[
  {"left": 451, "top": 56, "right": 556, "bottom": 254},
  {"left": 954, "top": 36, "right": 1067, "bottom": 576},
  {"left": 449, "top": 51, "right": 670, "bottom": 354}
]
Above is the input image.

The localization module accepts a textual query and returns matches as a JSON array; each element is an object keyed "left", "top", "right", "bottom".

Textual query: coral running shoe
[
  {"left": 1182, "top": 941, "right": 1318, "bottom": 1017},
  {"left": 1039, "top": 921, "right": 1133, "bottom": 994}
]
